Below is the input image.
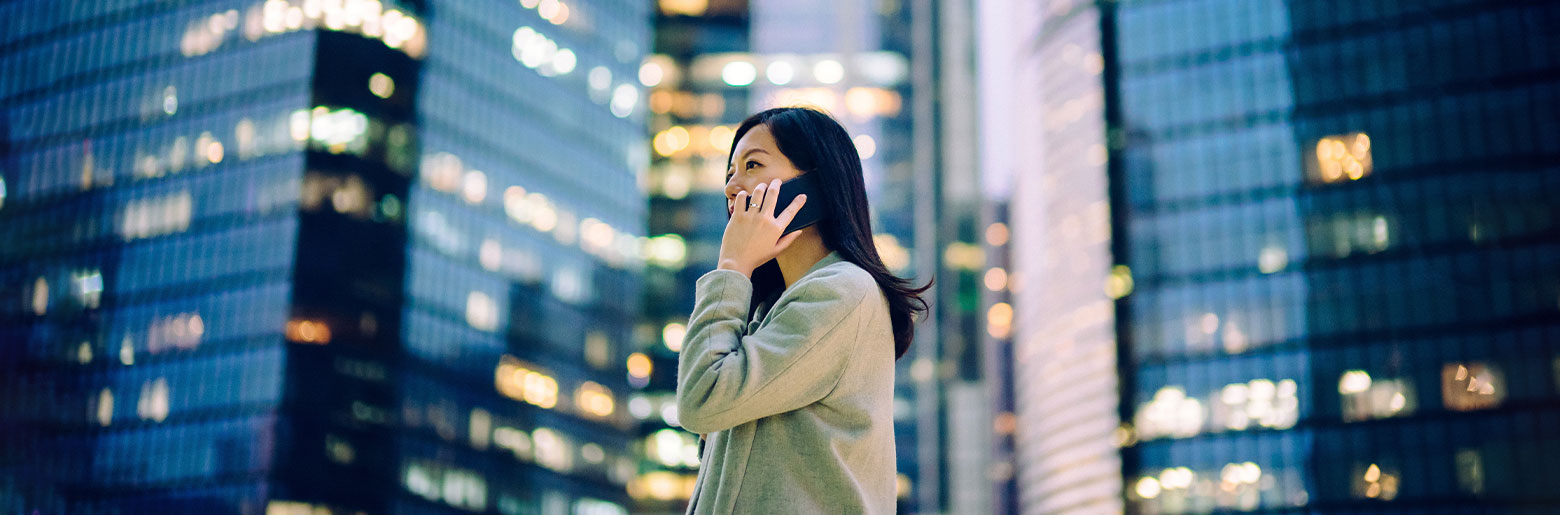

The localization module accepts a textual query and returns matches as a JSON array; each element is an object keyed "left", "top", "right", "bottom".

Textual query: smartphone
[{"left": 771, "top": 173, "right": 826, "bottom": 235}]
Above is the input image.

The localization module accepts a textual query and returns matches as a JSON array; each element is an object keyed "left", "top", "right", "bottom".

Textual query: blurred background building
[
  {"left": 989, "top": 0, "right": 1560, "bottom": 513},
  {"left": 1, "top": 0, "right": 650, "bottom": 513},
  {"left": 632, "top": 0, "right": 752, "bottom": 512}
]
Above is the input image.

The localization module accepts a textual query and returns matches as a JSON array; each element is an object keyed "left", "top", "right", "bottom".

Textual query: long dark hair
[{"left": 729, "top": 107, "right": 931, "bottom": 360}]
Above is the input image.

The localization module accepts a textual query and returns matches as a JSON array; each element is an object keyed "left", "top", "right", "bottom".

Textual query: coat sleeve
[{"left": 675, "top": 268, "right": 870, "bottom": 434}]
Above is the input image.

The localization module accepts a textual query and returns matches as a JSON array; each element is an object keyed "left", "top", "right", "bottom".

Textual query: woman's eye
[{"left": 745, "top": 160, "right": 759, "bottom": 170}]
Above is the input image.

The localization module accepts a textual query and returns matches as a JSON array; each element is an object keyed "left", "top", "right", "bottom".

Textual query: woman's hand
[{"left": 717, "top": 178, "right": 808, "bottom": 277}]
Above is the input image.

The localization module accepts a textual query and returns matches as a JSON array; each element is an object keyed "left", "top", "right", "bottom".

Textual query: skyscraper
[
  {"left": 984, "top": 0, "right": 1123, "bottom": 513},
  {"left": 0, "top": 1, "right": 650, "bottom": 513},
  {"left": 633, "top": 0, "right": 754, "bottom": 511},
  {"left": 996, "top": 0, "right": 1560, "bottom": 513}
]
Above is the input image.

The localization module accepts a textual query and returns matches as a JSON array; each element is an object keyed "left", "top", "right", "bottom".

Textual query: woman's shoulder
[{"left": 786, "top": 258, "right": 879, "bottom": 304}]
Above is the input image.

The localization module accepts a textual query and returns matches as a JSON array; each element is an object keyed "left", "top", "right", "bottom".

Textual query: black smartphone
[{"left": 771, "top": 173, "right": 826, "bottom": 235}]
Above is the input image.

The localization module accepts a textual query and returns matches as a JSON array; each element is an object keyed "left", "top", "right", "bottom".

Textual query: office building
[
  {"left": 0, "top": 0, "right": 650, "bottom": 513},
  {"left": 996, "top": 0, "right": 1560, "bottom": 512}
]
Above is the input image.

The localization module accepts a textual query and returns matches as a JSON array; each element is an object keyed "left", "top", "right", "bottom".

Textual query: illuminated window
[
  {"left": 148, "top": 313, "right": 205, "bottom": 353},
  {"left": 1214, "top": 378, "right": 1299, "bottom": 431},
  {"left": 95, "top": 388, "right": 114, "bottom": 426},
  {"left": 285, "top": 318, "right": 331, "bottom": 344},
  {"left": 1338, "top": 370, "right": 1413, "bottom": 422},
  {"left": 661, "top": 322, "right": 686, "bottom": 352},
  {"left": 1133, "top": 386, "right": 1205, "bottom": 440},
  {"left": 986, "top": 302, "right": 1013, "bottom": 339},
  {"left": 1352, "top": 463, "right": 1399, "bottom": 501},
  {"left": 120, "top": 191, "right": 193, "bottom": 241},
  {"left": 532, "top": 428, "right": 574, "bottom": 472},
  {"left": 626, "top": 352, "right": 652, "bottom": 379},
  {"left": 136, "top": 377, "right": 170, "bottom": 422},
  {"left": 469, "top": 409, "right": 491, "bottom": 450},
  {"left": 984, "top": 267, "right": 1009, "bottom": 292},
  {"left": 496, "top": 356, "right": 558, "bottom": 409},
  {"left": 465, "top": 291, "right": 498, "bottom": 332},
  {"left": 659, "top": 0, "right": 709, "bottom": 16},
  {"left": 1308, "top": 132, "right": 1372, "bottom": 184},
  {"left": 1442, "top": 362, "right": 1504, "bottom": 411},
  {"left": 575, "top": 381, "right": 616, "bottom": 418},
  {"left": 368, "top": 72, "right": 395, "bottom": 99},
  {"left": 813, "top": 59, "right": 844, "bottom": 84},
  {"left": 722, "top": 61, "right": 757, "bottom": 87}
]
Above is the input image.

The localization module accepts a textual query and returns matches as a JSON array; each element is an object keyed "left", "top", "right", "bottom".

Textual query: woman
[{"left": 675, "top": 107, "right": 931, "bottom": 514}]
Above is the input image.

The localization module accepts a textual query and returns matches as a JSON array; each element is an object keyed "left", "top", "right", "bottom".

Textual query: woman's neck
[{"left": 776, "top": 227, "right": 830, "bottom": 288}]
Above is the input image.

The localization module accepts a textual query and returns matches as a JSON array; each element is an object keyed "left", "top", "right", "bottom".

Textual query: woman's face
[{"left": 725, "top": 124, "right": 804, "bottom": 216}]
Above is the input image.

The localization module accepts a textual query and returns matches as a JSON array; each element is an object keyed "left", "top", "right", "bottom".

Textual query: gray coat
[{"left": 676, "top": 251, "right": 897, "bottom": 514}]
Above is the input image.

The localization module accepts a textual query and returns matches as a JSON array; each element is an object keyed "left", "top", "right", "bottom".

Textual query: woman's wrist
[{"left": 716, "top": 258, "right": 753, "bottom": 278}]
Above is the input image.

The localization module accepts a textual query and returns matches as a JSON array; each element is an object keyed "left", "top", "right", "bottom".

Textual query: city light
[
  {"left": 1443, "top": 362, "right": 1504, "bottom": 411},
  {"left": 627, "top": 352, "right": 653, "bottom": 379},
  {"left": 813, "top": 59, "right": 844, "bottom": 84},
  {"left": 721, "top": 60, "right": 757, "bottom": 87},
  {"left": 662, "top": 322, "right": 686, "bottom": 352},
  {"left": 285, "top": 319, "right": 332, "bottom": 344},
  {"left": 575, "top": 381, "right": 616, "bottom": 418},
  {"left": 495, "top": 356, "right": 559, "bottom": 409},
  {"left": 766, "top": 60, "right": 794, "bottom": 85},
  {"left": 368, "top": 72, "right": 395, "bottom": 98}
]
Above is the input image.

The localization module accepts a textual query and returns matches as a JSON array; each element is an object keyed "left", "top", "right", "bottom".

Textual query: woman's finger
[
  {"left": 775, "top": 193, "right": 806, "bottom": 227},
  {"left": 734, "top": 191, "right": 749, "bottom": 215},
  {"left": 751, "top": 182, "right": 767, "bottom": 212},
  {"left": 763, "top": 178, "right": 781, "bottom": 216}
]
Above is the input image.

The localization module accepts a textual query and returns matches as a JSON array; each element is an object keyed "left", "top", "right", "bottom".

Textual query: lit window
[
  {"left": 661, "top": 322, "right": 686, "bottom": 352},
  {"left": 469, "top": 409, "right": 491, "bottom": 450},
  {"left": 766, "top": 60, "right": 794, "bottom": 85},
  {"left": 495, "top": 355, "right": 558, "bottom": 409},
  {"left": 532, "top": 427, "right": 574, "bottom": 472},
  {"left": 95, "top": 388, "right": 114, "bottom": 426},
  {"left": 639, "top": 60, "right": 664, "bottom": 87},
  {"left": 813, "top": 59, "right": 844, "bottom": 84},
  {"left": 30, "top": 277, "right": 48, "bottom": 316},
  {"left": 575, "top": 381, "right": 616, "bottom": 418},
  {"left": 986, "top": 302, "right": 1012, "bottom": 339},
  {"left": 721, "top": 61, "right": 756, "bottom": 87},
  {"left": 148, "top": 313, "right": 205, "bottom": 353},
  {"left": 611, "top": 84, "right": 638, "bottom": 118},
  {"left": 1309, "top": 132, "right": 1372, "bottom": 184},
  {"left": 627, "top": 352, "right": 652, "bottom": 379},
  {"left": 659, "top": 0, "right": 709, "bottom": 16},
  {"left": 853, "top": 134, "right": 876, "bottom": 159},
  {"left": 644, "top": 234, "right": 687, "bottom": 269},
  {"left": 1133, "top": 386, "right": 1205, "bottom": 440},
  {"left": 465, "top": 291, "right": 498, "bottom": 331},
  {"left": 1338, "top": 370, "right": 1413, "bottom": 422},
  {"left": 984, "top": 267, "right": 1008, "bottom": 292},
  {"left": 1353, "top": 463, "right": 1399, "bottom": 500},
  {"left": 120, "top": 191, "right": 193, "bottom": 241},
  {"left": 1213, "top": 378, "right": 1299, "bottom": 431},
  {"left": 285, "top": 318, "right": 331, "bottom": 344},
  {"left": 136, "top": 377, "right": 170, "bottom": 422},
  {"left": 368, "top": 72, "right": 395, "bottom": 98},
  {"left": 1442, "top": 362, "right": 1504, "bottom": 411},
  {"left": 461, "top": 170, "right": 487, "bottom": 204}
]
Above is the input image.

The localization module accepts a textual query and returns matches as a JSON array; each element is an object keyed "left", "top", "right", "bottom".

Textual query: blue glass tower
[
  {"left": 1108, "top": 0, "right": 1560, "bottom": 511},
  {"left": 0, "top": 1, "right": 650, "bottom": 513}
]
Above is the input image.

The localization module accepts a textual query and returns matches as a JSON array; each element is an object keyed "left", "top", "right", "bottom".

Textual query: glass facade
[
  {"left": 1108, "top": 0, "right": 1560, "bottom": 512},
  {"left": 635, "top": 0, "right": 754, "bottom": 511},
  {"left": 1, "top": 0, "right": 649, "bottom": 513}
]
